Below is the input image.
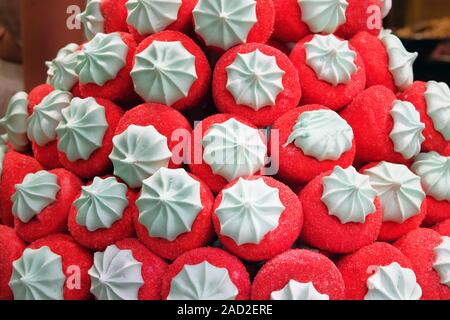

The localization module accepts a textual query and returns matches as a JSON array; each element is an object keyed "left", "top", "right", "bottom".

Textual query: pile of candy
[{"left": 0, "top": 0, "right": 449, "bottom": 300}]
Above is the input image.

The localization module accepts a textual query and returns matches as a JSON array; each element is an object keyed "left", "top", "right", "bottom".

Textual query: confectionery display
[{"left": 0, "top": 0, "right": 449, "bottom": 301}]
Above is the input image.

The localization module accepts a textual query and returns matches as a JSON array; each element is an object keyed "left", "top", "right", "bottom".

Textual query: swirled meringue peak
[
  {"left": 126, "top": 0, "right": 182, "bottom": 35},
  {"left": 77, "top": 0, "right": 105, "bottom": 40},
  {"left": 27, "top": 90, "right": 72, "bottom": 146},
  {"left": 167, "top": 261, "right": 238, "bottom": 300},
  {"left": 412, "top": 152, "right": 450, "bottom": 202},
  {"left": 202, "top": 118, "right": 267, "bottom": 182},
  {"left": 131, "top": 41, "right": 197, "bottom": 106},
  {"left": 271, "top": 280, "right": 330, "bottom": 300},
  {"left": 389, "top": 100, "right": 425, "bottom": 159},
  {"left": 433, "top": 236, "right": 450, "bottom": 288},
  {"left": 285, "top": 109, "right": 353, "bottom": 161},
  {"left": 298, "top": 0, "right": 348, "bottom": 34},
  {"left": 305, "top": 34, "right": 357, "bottom": 86},
  {"left": 46, "top": 43, "right": 79, "bottom": 91},
  {"left": 226, "top": 49, "right": 285, "bottom": 110},
  {"left": 322, "top": 166, "right": 377, "bottom": 224},
  {"left": 193, "top": 0, "right": 257, "bottom": 50},
  {"left": 12, "top": 170, "right": 60, "bottom": 223},
  {"left": 137, "top": 168, "right": 203, "bottom": 241},
  {"left": 379, "top": 29, "right": 418, "bottom": 91},
  {"left": 0, "top": 91, "right": 29, "bottom": 151},
  {"left": 89, "top": 245, "right": 144, "bottom": 300},
  {"left": 365, "top": 262, "right": 422, "bottom": 300},
  {"left": 77, "top": 32, "right": 128, "bottom": 86},
  {"left": 109, "top": 125, "right": 172, "bottom": 189},
  {"left": 74, "top": 177, "right": 129, "bottom": 232},
  {"left": 364, "top": 162, "right": 425, "bottom": 223},
  {"left": 9, "top": 247, "right": 65, "bottom": 300},
  {"left": 215, "top": 178, "right": 285, "bottom": 245},
  {"left": 56, "top": 97, "right": 108, "bottom": 162},
  {"left": 424, "top": 81, "right": 450, "bottom": 141}
]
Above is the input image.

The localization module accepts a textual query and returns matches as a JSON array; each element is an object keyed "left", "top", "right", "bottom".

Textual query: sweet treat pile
[{"left": 0, "top": 0, "right": 449, "bottom": 300}]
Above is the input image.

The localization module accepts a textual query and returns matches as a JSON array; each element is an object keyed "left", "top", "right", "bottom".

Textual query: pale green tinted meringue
[
  {"left": 322, "top": 166, "right": 377, "bottom": 224},
  {"left": 109, "top": 125, "right": 172, "bottom": 189},
  {"left": 271, "top": 280, "right": 329, "bottom": 300},
  {"left": 12, "top": 170, "right": 60, "bottom": 223},
  {"left": 0, "top": 91, "right": 30, "bottom": 151},
  {"left": 167, "top": 261, "right": 238, "bottom": 300},
  {"left": 424, "top": 81, "right": 450, "bottom": 141},
  {"left": 202, "top": 118, "right": 267, "bottom": 182},
  {"left": 26, "top": 90, "right": 72, "bottom": 146},
  {"left": 433, "top": 236, "right": 450, "bottom": 288},
  {"left": 379, "top": 29, "right": 418, "bottom": 91},
  {"left": 364, "top": 162, "right": 425, "bottom": 223},
  {"left": 193, "top": 0, "right": 257, "bottom": 50},
  {"left": 46, "top": 43, "right": 80, "bottom": 91},
  {"left": 285, "top": 109, "right": 353, "bottom": 161},
  {"left": 215, "top": 178, "right": 285, "bottom": 245},
  {"left": 305, "top": 34, "right": 357, "bottom": 86},
  {"left": 226, "top": 49, "right": 285, "bottom": 110},
  {"left": 126, "top": 0, "right": 182, "bottom": 35},
  {"left": 74, "top": 177, "right": 129, "bottom": 232},
  {"left": 9, "top": 247, "right": 65, "bottom": 300},
  {"left": 89, "top": 245, "right": 144, "bottom": 300},
  {"left": 137, "top": 168, "right": 203, "bottom": 241},
  {"left": 56, "top": 97, "right": 108, "bottom": 162},
  {"left": 298, "top": 0, "right": 348, "bottom": 34},
  {"left": 131, "top": 40, "right": 198, "bottom": 106},
  {"left": 389, "top": 100, "right": 425, "bottom": 159},
  {"left": 365, "top": 262, "right": 422, "bottom": 300},
  {"left": 412, "top": 152, "right": 450, "bottom": 202},
  {"left": 77, "top": 32, "right": 128, "bottom": 86},
  {"left": 77, "top": 0, "right": 105, "bottom": 40}
]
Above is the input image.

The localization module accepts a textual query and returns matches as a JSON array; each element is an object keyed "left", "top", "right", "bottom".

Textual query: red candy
[
  {"left": 0, "top": 150, "right": 43, "bottom": 226},
  {"left": 68, "top": 178, "right": 136, "bottom": 251},
  {"left": 272, "top": 105, "right": 356, "bottom": 185},
  {"left": 398, "top": 81, "right": 448, "bottom": 153},
  {"left": 299, "top": 171, "right": 383, "bottom": 254},
  {"left": 350, "top": 31, "right": 396, "bottom": 92},
  {"left": 115, "top": 102, "right": 192, "bottom": 171},
  {"left": 212, "top": 176, "right": 303, "bottom": 261},
  {"left": 341, "top": 85, "right": 409, "bottom": 165},
  {"left": 337, "top": 242, "right": 414, "bottom": 300},
  {"left": 252, "top": 249, "right": 345, "bottom": 300},
  {"left": 127, "top": 0, "right": 198, "bottom": 43},
  {"left": 213, "top": 43, "right": 301, "bottom": 127},
  {"left": 100, "top": 0, "right": 129, "bottom": 34},
  {"left": 0, "top": 226, "right": 26, "bottom": 300},
  {"left": 290, "top": 35, "right": 366, "bottom": 111},
  {"left": 134, "top": 173, "right": 215, "bottom": 260},
  {"left": 161, "top": 247, "right": 251, "bottom": 300},
  {"left": 28, "top": 234, "right": 93, "bottom": 300},
  {"left": 132, "top": 31, "right": 211, "bottom": 111},
  {"left": 188, "top": 113, "right": 266, "bottom": 194},
  {"left": 115, "top": 239, "right": 168, "bottom": 300},
  {"left": 79, "top": 32, "right": 137, "bottom": 104},
  {"left": 14, "top": 169, "right": 82, "bottom": 243},
  {"left": 57, "top": 98, "right": 124, "bottom": 179}
]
